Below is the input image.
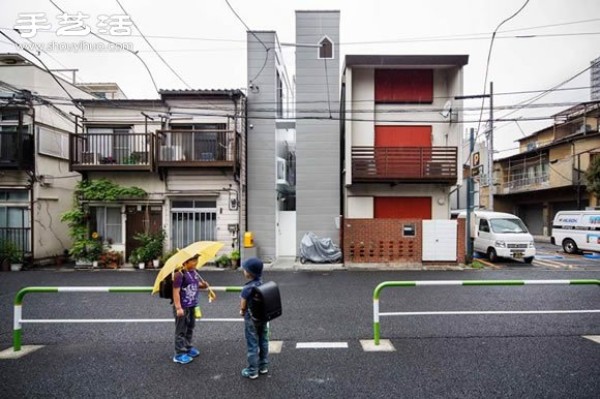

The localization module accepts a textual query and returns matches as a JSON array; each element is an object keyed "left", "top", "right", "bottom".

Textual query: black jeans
[{"left": 174, "top": 307, "right": 195, "bottom": 355}]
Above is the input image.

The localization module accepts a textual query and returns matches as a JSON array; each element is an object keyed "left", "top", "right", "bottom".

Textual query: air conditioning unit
[
  {"left": 160, "top": 145, "right": 183, "bottom": 161},
  {"left": 276, "top": 157, "right": 287, "bottom": 185}
]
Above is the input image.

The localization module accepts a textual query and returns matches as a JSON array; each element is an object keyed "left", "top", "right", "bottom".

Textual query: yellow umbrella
[{"left": 151, "top": 241, "right": 224, "bottom": 294}]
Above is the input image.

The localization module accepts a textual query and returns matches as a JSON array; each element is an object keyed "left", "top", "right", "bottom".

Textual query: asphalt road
[{"left": 0, "top": 269, "right": 598, "bottom": 398}]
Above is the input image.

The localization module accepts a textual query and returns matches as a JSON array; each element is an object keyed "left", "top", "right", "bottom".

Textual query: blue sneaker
[
  {"left": 241, "top": 368, "right": 258, "bottom": 379},
  {"left": 187, "top": 347, "right": 200, "bottom": 358},
  {"left": 172, "top": 353, "right": 193, "bottom": 364}
]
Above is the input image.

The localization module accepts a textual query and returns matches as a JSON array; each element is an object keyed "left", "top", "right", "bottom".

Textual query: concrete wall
[{"left": 295, "top": 11, "right": 341, "bottom": 246}]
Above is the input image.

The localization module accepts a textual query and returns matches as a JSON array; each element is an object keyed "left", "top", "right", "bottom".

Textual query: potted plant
[
  {"left": 216, "top": 254, "right": 231, "bottom": 268},
  {"left": 230, "top": 249, "right": 240, "bottom": 269},
  {"left": 99, "top": 250, "right": 123, "bottom": 269},
  {"left": 0, "top": 239, "right": 22, "bottom": 271},
  {"left": 133, "top": 230, "right": 165, "bottom": 269}
]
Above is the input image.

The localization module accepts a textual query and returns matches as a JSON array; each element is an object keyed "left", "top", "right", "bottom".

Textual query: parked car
[
  {"left": 459, "top": 211, "right": 536, "bottom": 263},
  {"left": 551, "top": 210, "right": 600, "bottom": 254}
]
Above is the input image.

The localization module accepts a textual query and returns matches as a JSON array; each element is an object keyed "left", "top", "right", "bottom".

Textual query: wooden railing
[
  {"left": 156, "top": 129, "right": 236, "bottom": 167},
  {"left": 0, "top": 131, "right": 34, "bottom": 170},
  {"left": 70, "top": 133, "right": 155, "bottom": 171},
  {"left": 352, "top": 146, "right": 457, "bottom": 183}
]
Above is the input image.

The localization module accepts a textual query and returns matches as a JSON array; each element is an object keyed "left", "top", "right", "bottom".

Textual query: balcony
[
  {"left": 498, "top": 173, "right": 550, "bottom": 195},
  {"left": 0, "top": 131, "right": 34, "bottom": 170},
  {"left": 351, "top": 146, "right": 457, "bottom": 184},
  {"left": 70, "top": 133, "right": 155, "bottom": 172},
  {"left": 156, "top": 129, "right": 236, "bottom": 168}
]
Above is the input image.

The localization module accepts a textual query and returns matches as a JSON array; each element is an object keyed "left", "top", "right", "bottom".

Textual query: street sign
[{"left": 471, "top": 151, "right": 481, "bottom": 177}]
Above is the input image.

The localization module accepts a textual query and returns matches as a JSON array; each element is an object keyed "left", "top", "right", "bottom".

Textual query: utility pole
[
  {"left": 487, "top": 81, "right": 494, "bottom": 211},
  {"left": 466, "top": 128, "right": 475, "bottom": 263}
]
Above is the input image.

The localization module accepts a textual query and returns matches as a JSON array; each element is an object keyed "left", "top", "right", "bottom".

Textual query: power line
[
  {"left": 224, "top": 0, "right": 270, "bottom": 84},
  {"left": 48, "top": 0, "right": 160, "bottom": 93},
  {"left": 114, "top": 0, "right": 192, "bottom": 89}
]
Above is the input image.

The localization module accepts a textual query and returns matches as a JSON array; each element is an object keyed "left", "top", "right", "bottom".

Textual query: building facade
[{"left": 340, "top": 55, "right": 469, "bottom": 264}]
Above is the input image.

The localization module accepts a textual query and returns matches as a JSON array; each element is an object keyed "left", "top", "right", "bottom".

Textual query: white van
[
  {"left": 459, "top": 211, "right": 536, "bottom": 263},
  {"left": 551, "top": 210, "right": 600, "bottom": 254}
]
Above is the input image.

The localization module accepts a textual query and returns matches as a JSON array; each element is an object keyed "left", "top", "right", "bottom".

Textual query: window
[
  {"left": 0, "top": 190, "right": 30, "bottom": 253},
  {"left": 171, "top": 200, "right": 217, "bottom": 249},
  {"left": 170, "top": 124, "right": 227, "bottom": 161},
  {"left": 318, "top": 37, "right": 333, "bottom": 59},
  {"left": 86, "top": 126, "right": 137, "bottom": 164},
  {"left": 0, "top": 110, "right": 30, "bottom": 164},
  {"left": 91, "top": 207, "right": 123, "bottom": 244},
  {"left": 375, "top": 69, "right": 434, "bottom": 103},
  {"left": 490, "top": 218, "right": 529, "bottom": 234},
  {"left": 276, "top": 72, "right": 283, "bottom": 118},
  {"left": 479, "top": 219, "right": 490, "bottom": 233}
]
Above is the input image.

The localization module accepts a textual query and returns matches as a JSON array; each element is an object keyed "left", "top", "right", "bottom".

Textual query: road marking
[
  {"left": 360, "top": 339, "right": 395, "bottom": 352},
  {"left": 533, "top": 259, "right": 561, "bottom": 268},
  {"left": 269, "top": 340, "right": 283, "bottom": 353},
  {"left": 296, "top": 342, "right": 348, "bottom": 349},
  {"left": 0, "top": 345, "right": 44, "bottom": 359},
  {"left": 583, "top": 336, "right": 600, "bottom": 345}
]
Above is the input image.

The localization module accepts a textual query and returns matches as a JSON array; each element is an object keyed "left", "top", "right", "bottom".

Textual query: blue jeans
[{"left": 244, "top": 316, "right": 269, "bottom": 373}]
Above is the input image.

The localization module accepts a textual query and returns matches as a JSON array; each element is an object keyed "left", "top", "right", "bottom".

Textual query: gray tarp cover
[{"left": 299, "top": 232, "right": 342, "bottom": 263}]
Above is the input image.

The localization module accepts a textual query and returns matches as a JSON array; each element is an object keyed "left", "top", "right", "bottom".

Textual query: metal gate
[
  {"left": 170, "top": 201, "right": 216, "bottom": 249},
  {"left": 422, "top": 220, "right": 457, "bottom": 261}
]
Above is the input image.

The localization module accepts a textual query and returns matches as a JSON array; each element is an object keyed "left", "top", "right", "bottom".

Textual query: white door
[
  {"left": 277, "top": 211, "right": 296, "bottom": 257},
  {"left": 422, "top": 220, "right": 457, "bottom": 261}
]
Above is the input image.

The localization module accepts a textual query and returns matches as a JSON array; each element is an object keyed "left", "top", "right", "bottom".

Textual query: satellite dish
[{"left": 441, "top": 100, "right": 452, "bottom": 119}]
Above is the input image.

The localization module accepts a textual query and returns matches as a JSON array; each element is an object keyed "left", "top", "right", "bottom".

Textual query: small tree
[{"left": 585, "top": 156, "right": 600, "bottom": 201}]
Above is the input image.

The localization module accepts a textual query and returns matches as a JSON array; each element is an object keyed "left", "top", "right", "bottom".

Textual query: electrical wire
[
  {"left": 476, "top": 0, "right": 531, "bottom": 140},
  {"left": 114, "top": 0, "right": 192, "bottom": 89},
  {"left": 224, "top": 0, "right": 270, "bottom": 84}
]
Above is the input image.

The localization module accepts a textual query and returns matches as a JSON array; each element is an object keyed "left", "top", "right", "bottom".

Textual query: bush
[
  {"left": 0, "top": 239, "right": 21, "bottom": 263},
  {"left": 133, "top": 230, "right": 165, "bottom": 263}
]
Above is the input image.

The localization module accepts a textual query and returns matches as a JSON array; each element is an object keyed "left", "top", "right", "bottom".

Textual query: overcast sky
[{"left": 1, "top": 0, "right": 599, "bottom": 155}]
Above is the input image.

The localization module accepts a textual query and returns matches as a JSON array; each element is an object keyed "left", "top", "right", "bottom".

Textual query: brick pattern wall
[
  {"left": 343, "top": 218, "right": 466, "bottom": 264},
  {"left": 343, "top": 219, "right": 422, "bottom": 263}
]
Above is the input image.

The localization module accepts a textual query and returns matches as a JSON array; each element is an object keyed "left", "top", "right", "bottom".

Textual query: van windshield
[{"left": 489, "top": 218, "right": 529, "bottom": 234}]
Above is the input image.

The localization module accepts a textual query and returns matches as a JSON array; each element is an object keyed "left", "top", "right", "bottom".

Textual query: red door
[{"left": 374, "top": 197, "right": 432, "bottom": 219}]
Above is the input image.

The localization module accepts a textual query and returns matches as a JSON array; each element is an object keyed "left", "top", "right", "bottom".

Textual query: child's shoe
[
  {"left": 259, "top": 365, "right": 269, "bottom": 374},
  {"left": 187, "top": 347, "right": 200, "bottom": 358},
  {"left": 241, "top": 368, "right": 259, "bottom": 379},
  {"left": 172, "top": 353, "right": 193, "bottom": 364}
]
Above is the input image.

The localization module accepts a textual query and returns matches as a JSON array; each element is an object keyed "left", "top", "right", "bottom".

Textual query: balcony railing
[
  {"left": 70, "top": 133, "right": 155, "bottom": 171},
  {"left": 0, "top": 131, "right": 34, "bottom": 170},
  {"left": 499, "top": 174, "right": 550, "bottom": 194},
  {"left": 156, "top": 129, "right": 236, "bottom": 168},
  {"left": 352, "top": 146, "right": 457, "bottom": 183}
]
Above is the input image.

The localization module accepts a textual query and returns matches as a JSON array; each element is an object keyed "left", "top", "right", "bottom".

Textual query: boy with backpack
[
  {"left": 172, "top": 254, "right": 209, "bottom": 364},
  {"left": 239, "top": 257, "right": 269, "bottom": 379}
]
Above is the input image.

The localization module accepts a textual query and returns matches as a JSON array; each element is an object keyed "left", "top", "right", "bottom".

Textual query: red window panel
[
  {"left": 375, "top": 69, "right": 433, "bottom": 103},
  {"left": 375, "top": 126, "right": 432, "bottom": 147},
  {"left": 374, "top": 197, "right": 432, "bottom": 219}
]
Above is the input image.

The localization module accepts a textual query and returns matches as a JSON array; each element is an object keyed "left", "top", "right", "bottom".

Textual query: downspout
[
  {"left": 244, "top": 95, "right": 249, "bottom": 235},
  {"left": 339, "top": 76, "right": 346, "bottom": 251},
  {"left": 27, "top": 104, "right": 35, "bottom": 265}
]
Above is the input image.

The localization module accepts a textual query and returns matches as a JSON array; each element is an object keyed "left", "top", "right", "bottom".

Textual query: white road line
[
  {"left": 296, "top": 342, "right": 348, "bottom": 349},
  {"left": 583, "top": 336, "right": 600, "bottom": 345}
]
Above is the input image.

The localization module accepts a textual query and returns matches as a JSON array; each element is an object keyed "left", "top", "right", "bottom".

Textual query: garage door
[
  {"left": 374, "top": 197, "right": 432, "bottom": 219},
  {"left": 518, "top": 204, "right": 543, "bottom": 235}
]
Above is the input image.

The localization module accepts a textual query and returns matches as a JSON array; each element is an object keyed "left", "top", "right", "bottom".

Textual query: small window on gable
[{"left": 319, "top": 37, "right": 333, "bottom": 59}]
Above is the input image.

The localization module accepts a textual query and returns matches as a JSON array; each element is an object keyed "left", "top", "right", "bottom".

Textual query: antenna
[{"left": 441, "top": 100, "right": 453, "bottom": 119}]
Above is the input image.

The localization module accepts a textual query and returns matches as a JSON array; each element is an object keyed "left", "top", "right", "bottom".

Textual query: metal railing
[
  {"left": 0, "top": 227, "right": 31, "bottom": 258},
  {"left": 12, "top": 285, "right": 243, "bottom": 351},
  {"left": 352, "top": 146, "right": 457, "bottom": 183},
  {"left": 157, "top": 129, "right": 236, "bottom": 166},
  {"left": 70, "top": 133, "right": 155, "bottom": 170},
  {"left": 372, "top": 279, "right": 600, "bottom": 345}
]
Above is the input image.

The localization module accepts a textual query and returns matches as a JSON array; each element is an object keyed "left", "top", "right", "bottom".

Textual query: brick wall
[
  {"left": 457, "top": 217, "right": 466, "bottom": 264},
  {"left": 343, "top": 219, "right": 422, "bottom": 263}
]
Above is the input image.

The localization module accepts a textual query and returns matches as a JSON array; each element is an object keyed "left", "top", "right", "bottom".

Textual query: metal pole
[
  {"left": 488, "top": 82, "right": 494, "bottom": 210},
  {"left": 466, "top": 128, "right": 475, "bottom": 263}
]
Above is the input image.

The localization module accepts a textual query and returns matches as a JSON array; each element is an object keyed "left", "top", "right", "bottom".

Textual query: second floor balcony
[
  {"left": 351, "top": 146, "right": 458, "bottom": 184},
  {"left": 70, "top": 133, "right": 155, "bottom": 172},
  {"left": 157, "top": 129, "right": 236, "bottom": 168}
]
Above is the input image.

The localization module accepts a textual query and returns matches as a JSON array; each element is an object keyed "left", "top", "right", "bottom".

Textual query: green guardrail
[
  {"left": 372, "top": 279, "right": 600, "bottom": 345},
  {"left": 13, "top": 286, "right": 242, "bottom": 351}
]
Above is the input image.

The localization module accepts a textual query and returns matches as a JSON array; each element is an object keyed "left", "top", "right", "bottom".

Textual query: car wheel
[
  {"left": 299, "top": 257, "right": 306, "bottom": 264},
  {"left": 523, "top": 256, "right": 534, "bottom": 264},
  {"left": 487, "top": 248, "right": 498, "bottom": 263},
  {"left": 562, "top": 239, "right": 578, "bottom": 254}
]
